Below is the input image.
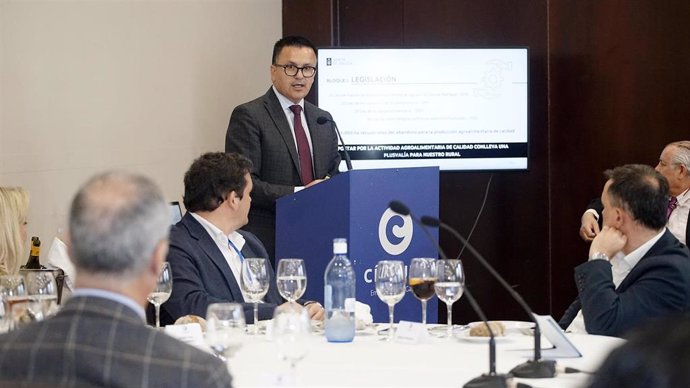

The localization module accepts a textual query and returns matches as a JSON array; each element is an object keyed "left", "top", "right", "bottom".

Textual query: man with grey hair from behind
[{"left": 0, "top": 171, "right": 233, "bottom": 387}]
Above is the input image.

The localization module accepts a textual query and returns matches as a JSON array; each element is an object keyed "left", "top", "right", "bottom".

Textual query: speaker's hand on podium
[{"left": 305, "top": 178, "right": 328, "bottom": 188}]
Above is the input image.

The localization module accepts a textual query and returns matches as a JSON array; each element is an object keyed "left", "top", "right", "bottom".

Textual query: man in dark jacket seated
[
  {"left": 161, "top": 152, "right": 323, "bottom": 325},
  {"left": 560, "top": 164, "right": 690, "bottom": 337}
]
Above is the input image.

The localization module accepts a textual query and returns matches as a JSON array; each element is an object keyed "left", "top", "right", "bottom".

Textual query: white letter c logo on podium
[{"left": 378, "top": 208, "right": 413, "bottom": 255}]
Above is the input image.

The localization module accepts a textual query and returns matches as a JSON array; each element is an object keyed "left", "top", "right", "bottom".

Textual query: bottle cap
[{"left": 333, "top": 238, "right": 347, "bottom": 254}]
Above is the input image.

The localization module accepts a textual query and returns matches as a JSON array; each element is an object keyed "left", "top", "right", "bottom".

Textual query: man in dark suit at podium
[
  {"left": 161, "top": 152, "right": 324, "bottom": 325},
  {"left": 0, "top": 172, "right": 233, "bottom": 387},
  {"left": 561, "top": 164, "right": 690, "bottom": 337},
  {"left": 226, "top": 36, "right": 341, "bottom": 260}
]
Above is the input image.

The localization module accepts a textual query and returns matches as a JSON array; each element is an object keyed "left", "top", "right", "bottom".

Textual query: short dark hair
[
  {"left": 604, "top": 164, "right": 668, "bottom": 230},
  {"left": 183, "top": 152, "right": 253, "bottom": 213},
  {"left": 272, "top": 36, "right": 317, "bottom": 64},
  {"left": 587, "top": 315, "right": 690, "bottom": 388}
]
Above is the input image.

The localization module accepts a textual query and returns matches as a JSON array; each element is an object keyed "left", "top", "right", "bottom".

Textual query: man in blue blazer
[
  {"left": 161, "top": 152, "right": 324, "bottom": 326},
  {"left": 560, "top": 164, "right": 690, "bottom": 337},
  {"left": 226, "top": 36, "right": 341, "bottom": 261},
  {"left": 0, "top": 172, "right": 233, "bottom": 387}
]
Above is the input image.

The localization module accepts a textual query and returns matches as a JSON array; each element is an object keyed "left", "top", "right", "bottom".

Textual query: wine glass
[
  {"left": 25, "top": 271, "right": 58, "bottom": 321},
  {"left": 434, "top": 259, "right": 465, "bottom": 338},
  {"left": 240, "top": 258, "right": 270, "bottom": 334},
  {"left": 273, "top": 302, "right": 310, "bottom": 382},
  {"left": 0, "top": 275, "right": 28, "bottom": 331},
  {"left": 276, "top": 258, "right": 307, "bottom": 303},
  {"left": 147, "top": 262, "right": 172, "bottom": 328},
  {"left": 206, "top": 302, "right": 246, "bottom": 360},
  {"left": 408, "top": 257, "right": 437, "bottom": 328},
  {"left": 374, "top": 260, "right": 406, "bottom": 341}
]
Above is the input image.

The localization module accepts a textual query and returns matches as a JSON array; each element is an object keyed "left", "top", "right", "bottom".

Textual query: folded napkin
[
  {"left": 355, "top": 301, "right": 373, "bottom": 329},
  {"left": 45, "top": 237, "right": 75, "bottom": 292}
]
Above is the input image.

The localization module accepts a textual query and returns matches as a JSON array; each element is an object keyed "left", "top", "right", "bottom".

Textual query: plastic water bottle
[{"left": 324, "top": 238, "right": 356, "bottom": 342}]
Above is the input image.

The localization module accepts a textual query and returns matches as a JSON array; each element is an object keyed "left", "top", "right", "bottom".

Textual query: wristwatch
[{"left": 589, "top": 252, "right": 610, "bottom": 261}]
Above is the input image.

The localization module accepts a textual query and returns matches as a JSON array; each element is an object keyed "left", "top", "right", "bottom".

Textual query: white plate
[
  {"left": 458, "top": 321, "right": 534, "bottom": 342},
  {"left": 457, "top": 330, "right": 514, "bottom": 343},
  {"left": 467, "top": 320, "right": 534, "bottom": 335},
  {"left": 311, "top": 320, "right": 375, "bottom": 335}
]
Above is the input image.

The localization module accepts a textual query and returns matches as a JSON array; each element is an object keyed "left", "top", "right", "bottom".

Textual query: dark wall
[
  {"left": 549, "top": 1, "right": 690, "bottom": 312},
  {"left": 282, "top": 0, "right": 690, "bottom": 323}
]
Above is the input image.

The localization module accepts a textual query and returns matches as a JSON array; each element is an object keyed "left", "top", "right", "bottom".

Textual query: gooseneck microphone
[
  {"left": 418, "top": 215, "right": 557, "bottom": 379},
  {"left": 316, "top": 116, "right": 353, "bottom": 171},
  {"left": 388, "top": 201, "right": 512, "bottom": 388}
]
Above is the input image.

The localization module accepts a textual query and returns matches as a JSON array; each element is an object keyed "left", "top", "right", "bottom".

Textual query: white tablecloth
[{"left": 226, "top": 324, "right": 624, "bottom": 388}]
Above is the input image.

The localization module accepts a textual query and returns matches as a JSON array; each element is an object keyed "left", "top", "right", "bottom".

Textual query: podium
[{"left": 276, "top": 167, "right": 439, "bottom": 323}]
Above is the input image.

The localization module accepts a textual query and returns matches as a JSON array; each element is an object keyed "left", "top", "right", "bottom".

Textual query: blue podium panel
[{"left": 276, "top": 167, "right": 439, "bottom": 323}]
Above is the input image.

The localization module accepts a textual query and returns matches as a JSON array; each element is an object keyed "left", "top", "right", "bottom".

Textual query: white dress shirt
[
  {"left": 668, "top": 188, "right": 689, "bottom": 245},
  {"left": 273, "top": 86, "right": 314, "bottom": 156},
  {"left": 273, "top": 86, "right": 314, "bottom": 193},
  {"left": 190, "top": 212, "right": 252, "bottom": 301},
  {"left": 567, "top": 229, "right": 666, "bottom": 334}
]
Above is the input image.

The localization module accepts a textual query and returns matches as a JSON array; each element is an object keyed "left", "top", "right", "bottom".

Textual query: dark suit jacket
[
  {"left": 225, "top": 88, "right": 341, "bottom": 258},
  {"left": 0, "top": 295, "right": 232, "bottom": 388},
  {"left": 559, "top": 230, "right": 690, "bottom": 337},
  {"left": 587, "top": 197, "right": 689, "bottom": 244},
  {"left": 161, "top": 213, "right": 283, "bottom": 326}
]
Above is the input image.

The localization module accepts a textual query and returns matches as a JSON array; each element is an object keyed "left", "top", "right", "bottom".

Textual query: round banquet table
[{"left": 225, "top": 323, "right": 624, "bottom": 388}]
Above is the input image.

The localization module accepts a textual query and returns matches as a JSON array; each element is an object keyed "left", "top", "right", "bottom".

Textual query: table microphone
[
  {"left": 417, "top": 214, "right": 558, "bottom": 379},
  {"left": 316, "top": 116, "right": 353, "bottom": 171},
  {"left": 388, "top": 201, "right": 512, "bottom": 388}
]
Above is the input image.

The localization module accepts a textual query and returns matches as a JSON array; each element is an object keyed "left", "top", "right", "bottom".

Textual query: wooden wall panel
[
  {"left": 283, "top": 0, "right": 690, "bottom": 324},
  {"left": 548, "top": 1, "right": 690, "bottom": 318},
  {"left": 282, "top": 0, "right": 334, "bottom": 47},
  {"left": 338, "top": 0, "right": 404, "bottom": 46},
  {"left": 284, "top": 0, "right": 550, "bottom": 323},
  {"left": 400, "top": 0, "right": 550, "bottom": 322}
]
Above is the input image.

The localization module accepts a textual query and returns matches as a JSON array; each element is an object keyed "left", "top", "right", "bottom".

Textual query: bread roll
[
  {"left": 469, "top": 321, "right": 505, "bottom": 337},
  {"left": 174, "top": 315, "right": 207, "bottom": 332}
]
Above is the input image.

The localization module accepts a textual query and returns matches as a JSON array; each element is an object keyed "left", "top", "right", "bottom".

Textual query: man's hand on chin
[{"left": 589, "top": 225, "right": 627, "bottom": 260}]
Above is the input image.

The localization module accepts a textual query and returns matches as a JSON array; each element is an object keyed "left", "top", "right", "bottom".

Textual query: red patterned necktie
[
  {"left": 668, "top": 196, "right": 679, "bottom": 219},
  {"left": 289, "top": 105, "right": 314, "bottom": 185}
]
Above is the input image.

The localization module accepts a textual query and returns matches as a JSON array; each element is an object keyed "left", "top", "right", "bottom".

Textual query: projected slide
[{"left": 317, "top": 48, "right": 528, "bottom": 171}]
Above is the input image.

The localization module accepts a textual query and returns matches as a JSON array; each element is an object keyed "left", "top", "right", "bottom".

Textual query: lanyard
[{"left": 228, "top": 239, "right": 245, "bottom": 263}]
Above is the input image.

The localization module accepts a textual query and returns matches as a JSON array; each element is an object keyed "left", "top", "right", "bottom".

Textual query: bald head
[{"left": 68, "top": 172, "right": 169, "bottom": 278}]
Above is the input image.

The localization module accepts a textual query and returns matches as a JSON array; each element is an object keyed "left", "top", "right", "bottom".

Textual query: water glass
[
  {"left": 434, "top": 259, "right": 465, "bottom": 338},
  {"left": 206, "top": 303, "right": 246, "bottom": 360},
  {"left": 374, "top": 260, "right": 406, "bottom": 341},
  {"left": 273, "top": 303, "right": 310, "bottom": 372},
  {"left": 147, "top": 262, "right": 172, "bottom": 328},
  {"left": 241, "top": 258, "right": 270, "bottom": 334},
  {"left": 25, "top": 271, "right": 58, "bottom": 320},
  {"left": 276, "top": 258, "right": 307, "bottom": 303},
  {"left": 0, "top": 275, "right": 28, "bottom": 331}
]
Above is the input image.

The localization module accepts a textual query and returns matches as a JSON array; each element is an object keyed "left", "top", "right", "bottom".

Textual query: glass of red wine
[{"left": 408, "top": 258, "right": 437, "bottom": 330}]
